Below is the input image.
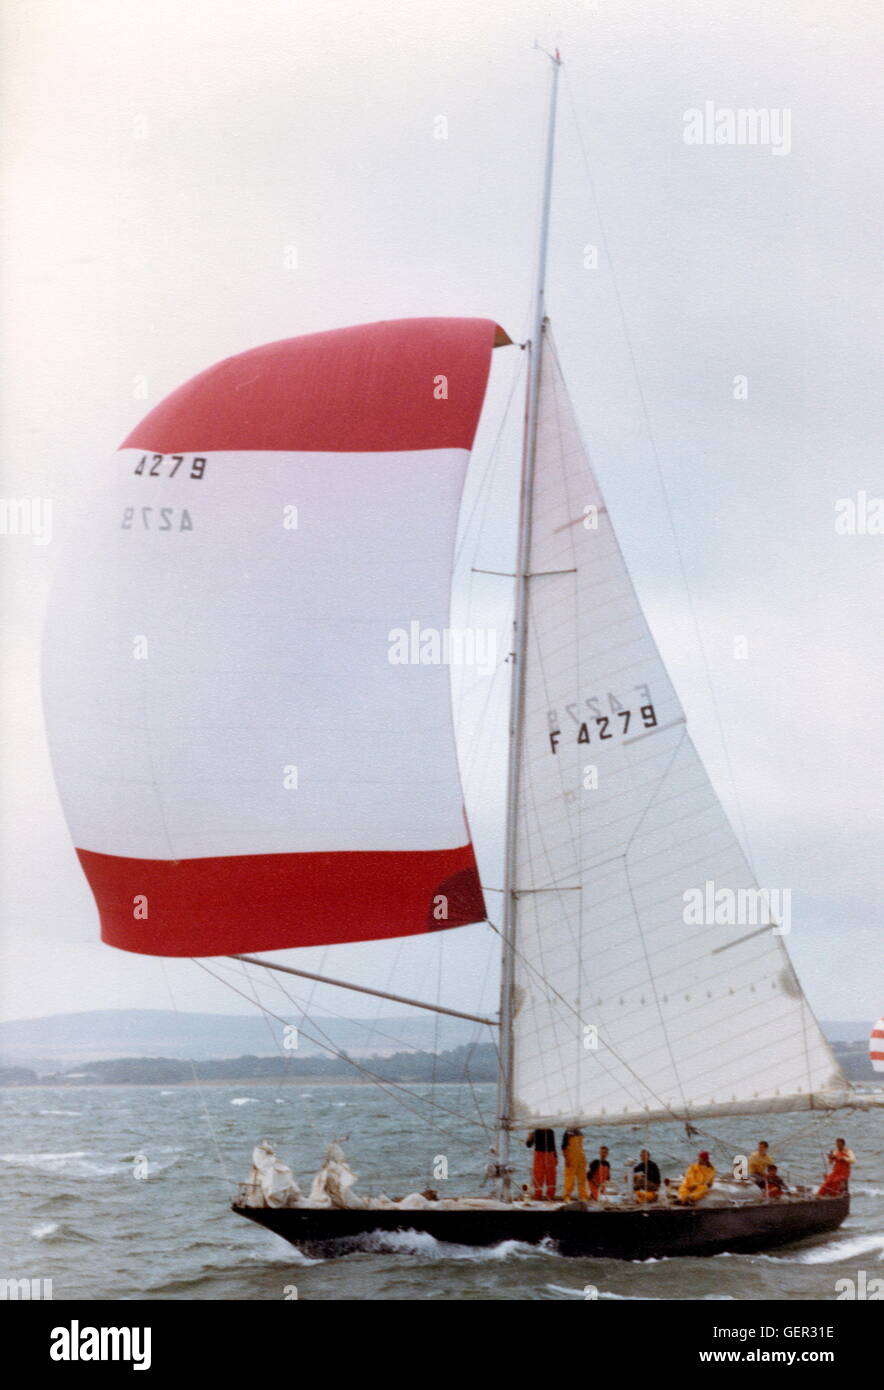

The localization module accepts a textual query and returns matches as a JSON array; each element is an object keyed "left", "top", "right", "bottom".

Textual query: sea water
[{"left": 1, "top": 1083, "right": 881, "bottom": 1301}]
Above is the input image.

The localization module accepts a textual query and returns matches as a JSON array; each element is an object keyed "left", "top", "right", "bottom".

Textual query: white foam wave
[
  {"left": 546, "top": 1283, "right": 691, "bottom": 1300},
  {"left": 2, "top": 1150, "right": 88, "bottom": 1166},
  {"left": 244, "top": 1248, "right": 323, "bottom": 1267},
  {"left": 39, "top": 1109, "right": 80, "bottom": 1117},
  {"left": 357, "top": 1229, "right": 550, "bottom": 1262},
  {"left": 790, "top": 1232, "right": 884, "bottom": 1265},
  {"left": 745, "top": 1232, "right": 884, "bottom": 1266},
  {"left": 32, "top": 1221, "right": 60, "bottom": 1240},
  {"left": 1, "top": 1150, "right": 133, "bottom": 1178},
  {"left": 546, "top": 1283, "right": 598, "bottom": 1298},
  {"left": 230, "top": 1097, "right": 259, "bottom": 1106}
]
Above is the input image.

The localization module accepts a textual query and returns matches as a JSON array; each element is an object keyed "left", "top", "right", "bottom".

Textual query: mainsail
[
  {"left": 42, "top": 318, "right": 502, "bottom": 956},
  {"left": 508, "top": 330, "right": 851, "bottom": 1127}
]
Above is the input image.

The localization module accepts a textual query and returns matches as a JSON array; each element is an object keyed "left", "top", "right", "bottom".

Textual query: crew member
[
  {"left": 762, "top": 1164, "right": 788, "bottom": 1198},
  {"left": 678, "top": 1150, "right": 716, "bottom": 1205},
  {"left": 587, "top": 1145, "right": 611, "bottom": 1200},
  {"left": 817, "top": 1138, "right": 855, "bottom": 1197},
  {"left": 633, "top": 1149, "right": 661, "bottom": 1204},
  {"left": 748, "top": 1140, "right": 774, "bottom": 1186},
  {"left": 526, "top": 1128, "right": 557, "bottom": 1201},
  {"left": 561, "top": 1127, "right": 588, "bottom": 1202}
]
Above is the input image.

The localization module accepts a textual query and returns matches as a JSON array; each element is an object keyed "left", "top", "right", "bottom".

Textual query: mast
[{"left": 495, "top": 46, "right": 562, "bottom": 1199}]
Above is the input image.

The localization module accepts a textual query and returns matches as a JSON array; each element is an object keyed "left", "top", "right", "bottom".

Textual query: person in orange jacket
[
  {"left": 561, "top": 1127, "right": 588, "bottom": 1202},
  {"left": 526, "top": 1128, "right": 557, "bottom": 1200},
  {"left": 817, "top": 1138, "right": 855, "bottom": 1197}
]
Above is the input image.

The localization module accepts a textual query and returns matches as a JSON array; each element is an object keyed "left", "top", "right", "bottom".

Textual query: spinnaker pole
[
  {"left": 229, "top": 954, "right": 497, "bottom": 1026},
  {"left": 495, "top": 46, "right": 562, "bottom": 1199}
]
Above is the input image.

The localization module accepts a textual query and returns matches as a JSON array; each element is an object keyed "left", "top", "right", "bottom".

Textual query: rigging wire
[
  {"left": 193, "top": 958, "right": 493, "bottom": 1146},
  {"left": 218, "top": 949, "right": 497, "bottom": 1144},
  {"left": 562, "top": 70, "right": 759, "bottom": 879},
  {"left": 484, "top": 916, "right": 686, "bottom": 1124},
  {"left": 236, "top": 954, "right": 497, "bottom": 1152},
  {"left": 483, "top": 912, "right": 838, "bottom": 1182},
  {"left": 490, "top": 342, "right": 690, "bottom": 1123},
  {"left": 210, "top": 938, "right": 501, "bottom": 1154},
  {"left": 231, "top": 958, "right": 332, "bottom": 1149},
  {"left": 159, "top": 961, "right": 235, "bottom": 1192},
  {"left": 454, "top": 348, "right": 526, "bottom": 571},
  {"left": 211, "top": 954, "right": 449, "bottom": 1058}
]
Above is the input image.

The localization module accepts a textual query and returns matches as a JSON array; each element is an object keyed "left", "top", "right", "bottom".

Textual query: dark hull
[{"left": 233, "top": 1194, "right": 848, "bottom": 1260}]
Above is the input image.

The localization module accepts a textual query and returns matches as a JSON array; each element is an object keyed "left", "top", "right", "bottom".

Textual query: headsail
[
  {"left": 509, "top": 330, "right": 850, "bottom": 1127},
  {"left": 43, "top": 318, "right": 501, "bottom": 956}
]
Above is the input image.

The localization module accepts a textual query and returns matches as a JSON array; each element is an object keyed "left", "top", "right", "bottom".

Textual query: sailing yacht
[{"left": 41, "top": 51, "right": 881, "bottom": 1260}]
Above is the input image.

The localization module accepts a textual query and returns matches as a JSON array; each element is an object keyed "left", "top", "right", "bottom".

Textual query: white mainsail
[{"left": 509, "top": 331, "right": 851, "bottom": 1128}]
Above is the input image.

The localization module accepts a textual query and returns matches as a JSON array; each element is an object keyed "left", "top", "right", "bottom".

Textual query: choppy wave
[
  {"left": 546, "top": 1283, "right": 651, "bottom": 1299},
  {"left": 243, "top": 1247, "right": 322, "bottom": 1266},
  {"left": 0, "top": 1150, "right": 103, "bottom": 1174},
  {"left": 1, "top": 1149, "right": 179, "bottom": 1179},
  {"left": 344, "top": 1229, "right": 556, "bottom": 1262},
  {"left": 39, "top": 1109, "right": 80, "bottom": 1117},
  {"left": 788, "top": 1232, "right": 884, "bottom": 1265},
  {"left": 543, "top": 1283, "right": 734, "bottom": 1300},
  {"left": 146, "top": 1245, "right": 322, "bottom": 1293},
  {"left": 6, "top": 1085, "right": 882, "bottom": 1299},
  {"left": 30, "top": 1220, "right": 96, "bottom": 1244},
  {"left": 742, "top": 1231, "right": 884, "bottom": 1266}
]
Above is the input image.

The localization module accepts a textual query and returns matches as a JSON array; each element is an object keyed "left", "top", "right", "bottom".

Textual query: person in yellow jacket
[
  {"left": 748, "top": 1140, "right": 774, "bottom": 1186},
  {"left": 561, "top": 1127, "right": 588, "bottom": 1202},
  {"left": 678, "top": 1150, "right": 716, "bottom": 1205}
]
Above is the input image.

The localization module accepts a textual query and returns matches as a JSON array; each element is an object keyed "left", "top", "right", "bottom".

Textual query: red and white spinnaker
[{"left": 43, "top": 318, "right": 503, "bottom": 956}]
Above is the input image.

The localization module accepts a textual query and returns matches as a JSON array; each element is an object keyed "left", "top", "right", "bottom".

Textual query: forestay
[{"left": 510, "top": 332, "right": 848, "bottom": 1127}]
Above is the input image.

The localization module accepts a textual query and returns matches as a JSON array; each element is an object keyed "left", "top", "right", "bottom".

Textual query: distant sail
[
  {"left": 43, "top": 318, "right": 501, "bottom": 956},
  {"left": 510, "top": 331, "right": 849, "bottom": 1126}
]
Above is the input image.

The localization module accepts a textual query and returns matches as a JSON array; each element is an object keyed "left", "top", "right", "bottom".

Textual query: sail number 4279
[
  {"left": 548, "top": 689, "right": 657, "bottom": 753},
  {"left": 132, "top": 453, "right": 207, "bottom": 479}
]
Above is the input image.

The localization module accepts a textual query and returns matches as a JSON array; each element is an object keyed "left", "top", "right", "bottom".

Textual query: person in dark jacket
[
  {"left": 632, "top": 1149, "right": 661, "bottom": 1203},
  {"left": 526, "top": 1129, "right": 557, "bottom": 1200},
  {"left": 587, "top": 1145, "right": 611, "bottom": 1200},
  {"left": 762, "top": 1164, "right": 788, "bottom": 1198}
]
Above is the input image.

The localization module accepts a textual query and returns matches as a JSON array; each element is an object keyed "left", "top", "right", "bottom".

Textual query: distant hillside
[
  {"left": 0, "top": 1043, "right": 498, "bottom": 1087},
  {"left": 0, "top": 1010, "right": 875, "bottom": 1079},
  {"left": 0, "top": 1008, "right": 477, "bottom": 1073}
]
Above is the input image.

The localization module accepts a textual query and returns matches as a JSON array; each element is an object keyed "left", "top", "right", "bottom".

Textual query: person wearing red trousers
[
  {"left": 817, "top": 1138, "right": 855, "bottom": 1197},
  {"left": 526, "top": 1128, "right": 557, "bottom": 1200}
]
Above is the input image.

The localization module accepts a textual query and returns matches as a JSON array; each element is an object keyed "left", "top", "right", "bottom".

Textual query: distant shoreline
[{"left": 0, "top": 1075, "right": 489, "bottom": 1089}]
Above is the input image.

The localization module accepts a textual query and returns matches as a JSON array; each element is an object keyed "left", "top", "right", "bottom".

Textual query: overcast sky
[{"left": 1, "top": 0, "right": 882, "bottom": 1033}]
